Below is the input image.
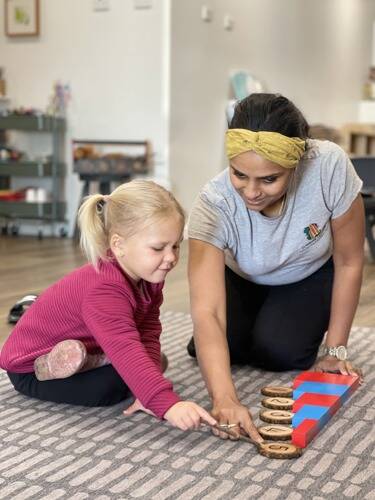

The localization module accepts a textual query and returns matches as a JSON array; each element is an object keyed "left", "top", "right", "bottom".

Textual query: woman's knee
[{"left": 227, "top": 334, "right": 253, "bottom": 364}]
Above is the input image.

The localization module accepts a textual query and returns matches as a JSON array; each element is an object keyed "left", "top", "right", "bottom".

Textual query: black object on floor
[
  {"left": 187, "top": 336, "right": 197, "bottom": 358},
  {"left": 8, "top": 294, "right": 38, "bottom": 324}
]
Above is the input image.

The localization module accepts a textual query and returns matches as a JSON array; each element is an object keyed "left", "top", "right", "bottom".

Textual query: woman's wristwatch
[{"left": 323, "top": 345, "right": 348, "bottom": 361}]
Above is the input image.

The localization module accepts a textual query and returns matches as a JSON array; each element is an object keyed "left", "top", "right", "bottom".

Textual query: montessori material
[
  {"left": 259, "top": 409, "right": 294, "bottom": 424},
  {"left": 291, "top": 371, "right": 360, "bottom": 448},
  {"left": 257, "top": 425, "right": 293, "bottom": 441},
  {"left": 258, "top": 442, "right": 302, "bottom": 459},
  {"left": 211, "top": 424, "right": 300, "bottom": 459},
  {"left": 259, "top": 371, "right": 360, "bottom": 449},
  {"left": 261, "top": 397, "right": 294, "bottom": 410},
  {"left": 261, "top": 386, "right": 294, "bottom": 397}
]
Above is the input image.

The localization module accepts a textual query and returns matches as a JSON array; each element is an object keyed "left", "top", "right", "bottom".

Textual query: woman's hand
[
  {"left": 313, "top": 355, "right": 364, "bottom": 383},
  {"left": 123, "top": 398, "right": 156, "bottom": 417},
  {"left": 164, "top": 401, "right": 217, "bottom": 431},
  {"left": 211, "top": 396, "right": 263, "bottom": 444}
]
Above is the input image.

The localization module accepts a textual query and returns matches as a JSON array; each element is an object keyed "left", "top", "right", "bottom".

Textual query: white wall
[
  {"left": 0, "top": 0, "right": 170, "bottom": 235},
  {"left": 169, "top": 0, "right": 375, "bottom": 211},
  {"left": 2, "top": 0, "right": 375, "bottom": 227}
]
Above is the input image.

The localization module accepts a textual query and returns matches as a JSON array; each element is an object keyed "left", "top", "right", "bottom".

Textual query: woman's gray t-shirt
[{"left": 188, "top": 140, "right": 363, "bottom": 286}]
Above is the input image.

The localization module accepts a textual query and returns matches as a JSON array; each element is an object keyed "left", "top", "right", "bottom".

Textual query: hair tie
[{"left": 96, "top": 195, "right": 109, "bottom": 215}]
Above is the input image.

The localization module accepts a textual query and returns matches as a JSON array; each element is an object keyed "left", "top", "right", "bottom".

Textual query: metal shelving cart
[
  {"left": 0, "top": 114, "right": 66, "bottom": 238},
  {"left": 72, "top": 139, "right": 152, "bottom": 238}
]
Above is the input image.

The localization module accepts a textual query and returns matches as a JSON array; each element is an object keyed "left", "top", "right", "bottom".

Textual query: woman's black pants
[
  {"left": 225, "top": 259, "right": 334, "bottom": 370},
  {"left": 188, "top": 258, "right": 334, "bottom": 371}
]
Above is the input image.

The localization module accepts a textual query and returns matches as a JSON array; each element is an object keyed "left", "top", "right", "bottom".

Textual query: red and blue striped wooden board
[{"left": 291, "top": 371, "right": 360, "bottom": 448}]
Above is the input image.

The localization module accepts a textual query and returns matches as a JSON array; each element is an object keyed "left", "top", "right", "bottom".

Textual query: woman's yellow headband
[{"left": 226, "top": 129, "right": 306, "bottom": 168}]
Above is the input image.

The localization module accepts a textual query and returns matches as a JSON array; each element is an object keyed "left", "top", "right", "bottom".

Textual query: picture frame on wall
[{"left": 5, "top": 0, "right": 40, "bottom": 37}]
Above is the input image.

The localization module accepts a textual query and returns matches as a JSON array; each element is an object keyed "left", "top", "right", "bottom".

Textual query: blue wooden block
[
  {"left": 292, "top": 404, "right": 331, "bottom": 428},
  {"left": 293, "top": 381, "right": 350, "bottom": 400}
]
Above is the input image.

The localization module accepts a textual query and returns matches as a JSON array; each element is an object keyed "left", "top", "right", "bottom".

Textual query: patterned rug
[{"left": 0, "top": 312, "right": 374, "bottom": 500}]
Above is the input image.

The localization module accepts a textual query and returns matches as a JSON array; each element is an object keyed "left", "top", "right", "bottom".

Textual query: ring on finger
[{"left": 218, "top": 423, "right": 239, "bottom": 429}]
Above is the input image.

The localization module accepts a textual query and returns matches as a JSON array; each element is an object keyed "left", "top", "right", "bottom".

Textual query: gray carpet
[{"left": 0, "top": 312, "right": 374, "bottom": 499}]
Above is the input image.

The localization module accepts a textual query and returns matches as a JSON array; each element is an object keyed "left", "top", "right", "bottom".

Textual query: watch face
[{"left": 337, "top": 346, "right": 347, "bottom": 361}]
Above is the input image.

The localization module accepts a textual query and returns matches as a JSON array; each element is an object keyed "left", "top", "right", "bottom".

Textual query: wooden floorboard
[{"left": 0, "top": 236, "right": 374, "bottom": 346}]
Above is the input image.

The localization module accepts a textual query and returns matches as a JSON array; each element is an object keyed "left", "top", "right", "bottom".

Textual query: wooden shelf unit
[{"left": 342, "top": 123, "right": 375, "bottom": 155}]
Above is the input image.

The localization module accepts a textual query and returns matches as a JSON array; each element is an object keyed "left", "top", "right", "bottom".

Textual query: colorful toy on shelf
[
  {"left": 0, "top": 146, "right": 24, "bottom": 161},
  {"left": 46, "top": 81, "right": 71, "bottom": 117},
  {"left": 0, "top": 188, "right": 26, "bottom": 200},
  {"left": 291, "top": 371, "right": 360, "bottom": 448},
  {"left": 3, "top": 107, "right": 43, "bottom": 116}
]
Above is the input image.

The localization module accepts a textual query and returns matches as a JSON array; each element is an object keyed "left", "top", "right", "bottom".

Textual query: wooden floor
[
  {"left": 0, "top": 236, "right": 190, "bottom": 346},
  {"left": 1, "top": 236, "right": 375, "bottom": 346}
]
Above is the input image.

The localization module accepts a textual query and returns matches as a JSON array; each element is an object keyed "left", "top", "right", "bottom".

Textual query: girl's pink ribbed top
[{"left": 0, "top": 259, "right": 180, "bottom": 418}]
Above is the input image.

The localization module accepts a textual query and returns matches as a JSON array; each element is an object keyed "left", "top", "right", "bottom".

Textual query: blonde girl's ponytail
[{"left": 77, "top": 193, "right": 110, "bottom": 268}]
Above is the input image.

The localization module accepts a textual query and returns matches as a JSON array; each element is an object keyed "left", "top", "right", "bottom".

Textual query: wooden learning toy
[
  {"left": 258, "top": 442, "right": 302, "bottom": 459},
  {"left": 212, "top": 423, "right": 301, "bottom": 459},
  {"left": 261, "top": 386, "right": 293, "bottom": 398},
  {"left": 261, "top": 397, "right": 294, "bottom": 410},
  {"left": 259, "top": 409, "right": 293, "bottom": 424},
  {"left": 291, "top": 371, "right": 360, "bottom": 448},
  {"left": 258, "top": 424, "right": 293, "bottom": 441}
]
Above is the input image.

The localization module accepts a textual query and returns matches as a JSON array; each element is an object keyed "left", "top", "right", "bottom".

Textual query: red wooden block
[
  {"left": 293, "top": 371, "right": 359, "bottom": 390},
  {"left": 293, "top": 393, "right": 341, "bottom": 414},
  {"left": 292, "top": 419, "right": 320, "bottom": 448}
]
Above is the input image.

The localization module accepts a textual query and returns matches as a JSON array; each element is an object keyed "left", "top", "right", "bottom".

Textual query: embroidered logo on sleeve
[{"left": 304, "top": 223, "right": 321, "bottom": 241}]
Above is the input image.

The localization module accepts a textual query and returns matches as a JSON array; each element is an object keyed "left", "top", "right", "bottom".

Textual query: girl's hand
[
  {"left": 164, "top": 401, "right": 217, "bottom": 431},
  {"left": 313, "top": 355, "right": 364, "bottom": 383},
  {"left": 123, "top": 398, "right": 156, "bottom": 417},
  {"left": 211, "top": 396, "right": 263, "bottom": 444}
]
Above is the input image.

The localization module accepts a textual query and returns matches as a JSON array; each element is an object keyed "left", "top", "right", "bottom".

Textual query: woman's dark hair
[{"left": 229, "top": 93, "right": 309, "bottom": 139}]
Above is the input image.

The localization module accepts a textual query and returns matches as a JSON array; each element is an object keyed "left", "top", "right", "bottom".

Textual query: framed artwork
[{"left": 5, "top": 0, "right": 40, "bottom": 37}]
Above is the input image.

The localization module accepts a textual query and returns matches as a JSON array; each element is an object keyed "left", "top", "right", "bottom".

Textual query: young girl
[{"left": 0, "top": 180, "right": 216, "bottom": 431}]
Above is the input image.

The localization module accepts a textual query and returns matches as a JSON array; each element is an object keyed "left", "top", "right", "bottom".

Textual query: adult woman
[{"left": 187, "top": 93, "right": 364, "bottom": 442}]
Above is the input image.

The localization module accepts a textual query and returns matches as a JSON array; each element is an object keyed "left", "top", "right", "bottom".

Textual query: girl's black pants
[{"left": 8, "top": 364, "right": 130, "bottom": 406}]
